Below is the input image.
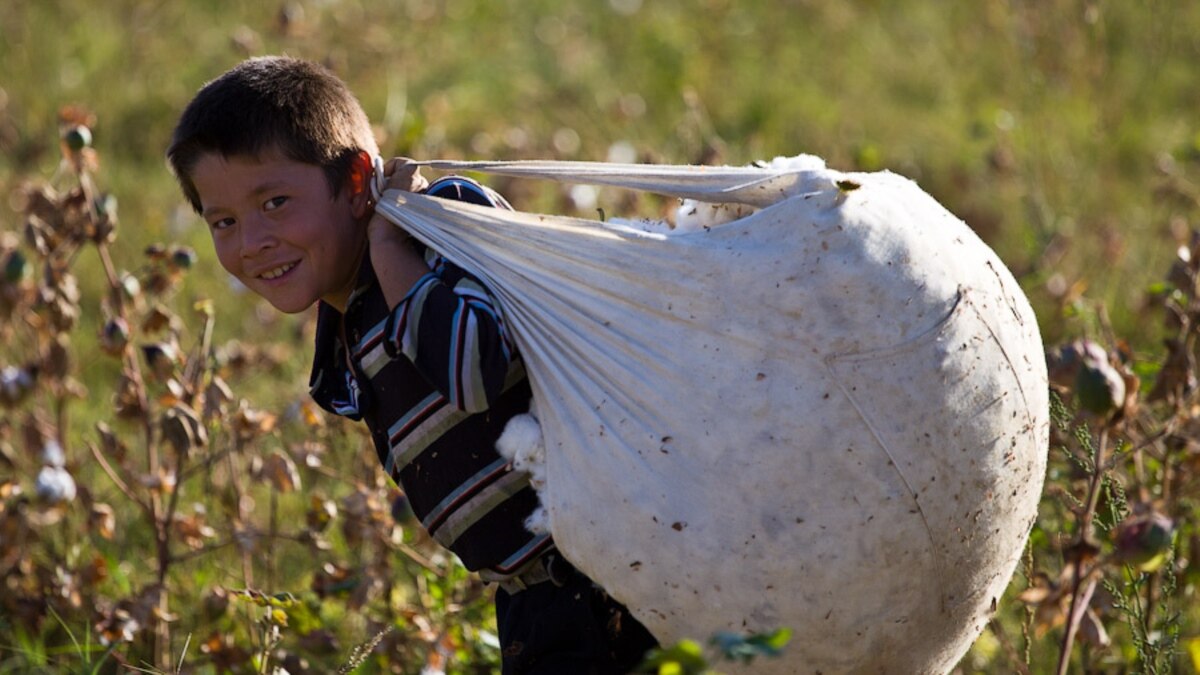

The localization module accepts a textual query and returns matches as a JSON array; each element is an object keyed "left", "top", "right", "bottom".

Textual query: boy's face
[{"left": 191, "top": 149, "right": 368, "bottom": 313}]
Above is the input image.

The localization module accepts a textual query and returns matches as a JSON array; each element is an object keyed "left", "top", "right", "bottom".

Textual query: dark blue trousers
[{"left": 495, "top": 558, "right": 659, "bottom": 674}]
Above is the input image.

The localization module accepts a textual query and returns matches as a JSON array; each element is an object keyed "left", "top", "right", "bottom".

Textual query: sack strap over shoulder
[{"left": 377, "top": 157, "right": 833, "bottom": 208}]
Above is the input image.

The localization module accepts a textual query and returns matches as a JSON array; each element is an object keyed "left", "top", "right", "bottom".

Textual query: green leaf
[
  {"left": 711, "top": 628, "right": 792, "bottom": 663},
  {"left": 638, "top": 639, "right": 708, "bottom": 675},
  {"left": 1144, "top": 281, "right": 1172, "bottom": 295},
  {"left": 1187, "top": 637, "right": 1200, "bottom": 671}
]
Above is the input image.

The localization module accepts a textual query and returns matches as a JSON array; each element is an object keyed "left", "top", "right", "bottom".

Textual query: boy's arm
[
  {"left": 368, "top": 160, "right": 517, "bottom": 414},
  {"left": 367, "top": 159, "right": 430, "bottom": 308}
]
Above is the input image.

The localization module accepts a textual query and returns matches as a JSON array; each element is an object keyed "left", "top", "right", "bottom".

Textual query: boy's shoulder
[{"left": 425, "top": 176, "right": 513, "bottom": 210}]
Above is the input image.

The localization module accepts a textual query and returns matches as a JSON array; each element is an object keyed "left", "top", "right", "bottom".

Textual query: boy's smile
[{"left": 191, "top": 150, "right": 369, "bottom": 313}]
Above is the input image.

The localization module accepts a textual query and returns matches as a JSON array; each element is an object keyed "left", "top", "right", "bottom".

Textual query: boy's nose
[{"left": 239, "top": 216, "right": 277, "bottom": 257}]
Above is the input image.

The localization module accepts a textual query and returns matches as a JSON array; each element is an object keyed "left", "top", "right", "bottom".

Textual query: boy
[{"left": 166, "top": 56, "right": 657, "bottom": 673}]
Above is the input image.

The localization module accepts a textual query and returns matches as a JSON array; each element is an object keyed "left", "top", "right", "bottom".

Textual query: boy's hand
[
  {"left": 368, "top": 157, "right": 427, "bottom": 246},
  {"left": 376, "top": 157, "right": 429, "bottom": 195}
]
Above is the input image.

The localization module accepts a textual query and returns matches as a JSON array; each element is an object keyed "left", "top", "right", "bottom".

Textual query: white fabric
[{"left": 375, "top": 158, "right": 1049, "bottom": 674}]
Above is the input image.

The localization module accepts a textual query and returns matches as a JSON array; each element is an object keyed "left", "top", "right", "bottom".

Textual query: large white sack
[{"left": 375, "top": 158, "right": 1049, "bottom": 674}]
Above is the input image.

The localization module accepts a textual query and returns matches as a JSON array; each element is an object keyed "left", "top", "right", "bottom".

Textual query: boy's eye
[
  {"left": 209, "top": 217, "right": 235, "bottom": 231},
  {"left": 264, "top": 196, "right": 288, "bottom": 210}
]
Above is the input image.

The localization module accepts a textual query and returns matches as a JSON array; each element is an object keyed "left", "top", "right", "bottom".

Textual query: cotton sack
[{"left": 374, "top": 157, "right": 1049, "bottom": 674}]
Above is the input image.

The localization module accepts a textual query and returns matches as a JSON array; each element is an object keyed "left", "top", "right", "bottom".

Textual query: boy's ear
[{"left": 349, "top": 151, "right": 373, "bottom": 218}]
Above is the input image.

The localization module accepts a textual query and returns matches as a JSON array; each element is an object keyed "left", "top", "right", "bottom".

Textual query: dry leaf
[
  {"left": 260, "top": 450, "right": 301, "bottom": 493},
  {"left": 89, "top": 502, "right": 116, "bottom": 540}
]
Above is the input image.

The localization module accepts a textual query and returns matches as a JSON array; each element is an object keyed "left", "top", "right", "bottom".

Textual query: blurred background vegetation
[
  {"left": 3, "top": 0, "right": 1200, "bottom": 672},
  {"left": 4, "top": 0, "right": 1199, "bottom": 352}
]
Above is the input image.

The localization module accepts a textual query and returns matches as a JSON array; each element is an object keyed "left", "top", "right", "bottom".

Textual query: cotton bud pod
[
  {"left": 0, "top": 365, "right": 36, "bottom": 407},
  {"left": 140, "top": 466, "right": 176, "bottom": 494},
  {"left": 311, "top": 562, "right": 355, "bottom": 599},
  {"left": 95, "top": 422, "right": 128, "bottom": 463},
  {"left": 89, "top": 502, "right": 116, "bottom": 540},
  {"left": 99, "top": 317, "right": 131, "bottom": 356},
  {"left": 48, "top": 294, "right": 80, "bottom": 333},
  {"left": 203, "top": 376, "right": 234, "bottom": 420},
  {"left": 306, "top": 494, "right": 338, "bottom": 532},
  {"left": 1045, "top": 342, "right": 1081, "bottom": 390},
  {"left": 63, "top": 125, "right": 92, "bottom": 152},
  {"left": 141, "top": 342, "right": 180, "bottom": 381},
  {"left": 36, "top": 465, "right": 77, "bottom": 504},
  {"left": 1078, "top": 608, "right": 1111, "bottom": 649},
  {"left": 22, "top": 213, "right": 47, "bottom": 256},
  {"left": 1068, "top": 339, "right": 1106, "bottom": 363},
  {"left": 91, "top": 193, "right": 118, "bottom": 244},
  {"left": 1113, "top": 510, "right": 1175, "bottom": 572},
  {"left": 143, "top": 269, "right": 174, "bottom": 296},
  {"left": 259, "top": 450, "right": 301, "bottom": 493},
  {"left": 118, "top": 272, "right": 141, "bottom": 302},
  {"left": 168, "top": 246, "right": 198, "bottom": 271},
  {"left": 231, "top": 401, "right": 276, "bottom": 442},
  {"left": 203, "top": 587, "right": 231, "bottom": 619},
  {"left": 41, "top": 270, "right": 81, "bottom": 333},
  {"left": 173, "top": 505, "right": 216, "bottom": 550},
  {"left": 1169, "top": 230, "right": 1200, "bottom": 278},
  {"left": 1073, "top": 341, "right": 1125, "bottom": 416},
  {"left": 1075, "top": 362, "right": 1125, "bottom": 416},
  {"left": 144, "top": 243, "right": 168, "bottom": 261},
  {"left": 3, "top": 250, "right": 32, "bottom": 285},
  {"left": 285, "top": 399, "right": 325, "bottom": 430},
  {"left": 113, "top": 375, "right": 146, "bottom": 420},
  {"left": 141, "top": 305, "right": 179, "bottom": 335},
  {"left": 43, "top": 333, "right": 71, "bottom": 380},
  {"left": 160, "top": 403, "right": 207, "bottom": 458}
]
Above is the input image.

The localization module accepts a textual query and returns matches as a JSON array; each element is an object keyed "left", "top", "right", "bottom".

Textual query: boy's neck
[{"left": 322, "top": 238, "right": 372, "bottom": 313}]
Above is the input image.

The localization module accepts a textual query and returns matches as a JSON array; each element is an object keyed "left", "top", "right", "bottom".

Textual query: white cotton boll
[
  {"left": 496, "top": 412, "right": 547, "bottom": 489},
  {"left": 42, "top": 440, "right": 66, "bottom": 468},
  {"left": 759, "top": 153, "right": 827, "bottom": 171},
  {"left": 496, "top": 413, "right": 541, "bottom": 463},
  {"left": 524, "top": 507, "right": 550, "bottom": 535},
  {"left": 0, "top": 365, "right": 34, "bottom": 405},
  {"left": 36, "top": 465, "right": 76, "bottom": 504},
  {"left": 569, "top": 184, "right": 598, "bottom": 212},
  {"left": 518, "top": 440, "right": 547, "bottom": 490},
  {"left": 607, "top": 140, "right": 638, "bottom": 164},
  {"left": 497, "top": 410, "right": 550, "bottom": 536}
]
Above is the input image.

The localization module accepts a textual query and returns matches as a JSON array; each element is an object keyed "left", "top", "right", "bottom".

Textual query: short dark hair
[{"left": 167, "top": 56, "right": 379, "bottom": 213}]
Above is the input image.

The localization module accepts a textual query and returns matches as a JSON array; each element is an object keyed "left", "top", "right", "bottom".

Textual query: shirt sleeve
[{"left": 381, "top": 176, "right": 518, "bottom": 413}]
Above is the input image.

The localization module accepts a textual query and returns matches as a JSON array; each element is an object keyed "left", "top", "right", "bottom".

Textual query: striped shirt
[{"left": 309, "top": 177, "right": 551, "bottom": 574}]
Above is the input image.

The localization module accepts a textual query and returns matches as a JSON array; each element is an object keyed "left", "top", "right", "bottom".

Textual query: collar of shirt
[{"left": 308, "top": 257, "right": 379, "bottom": 420}]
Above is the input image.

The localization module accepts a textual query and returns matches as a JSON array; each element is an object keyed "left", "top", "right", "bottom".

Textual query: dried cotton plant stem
[
  {"left": 87, "top": 441, "right": 152, "bottom": 517},
  {"left": 1056, "top": 426, "right": 1108, "bottom": 675},
  {"left": 986, "top": 619, "right": 1031, "bottom": 675},
  {"left": 1057, "top": 573, "right": 1100, "bottom": 675}
]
